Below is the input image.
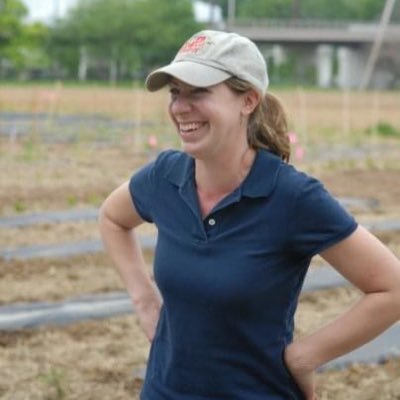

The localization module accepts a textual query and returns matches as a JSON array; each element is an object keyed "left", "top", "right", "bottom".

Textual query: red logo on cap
[{"left": 178, "top": 35, "right": 208, "bottom": 54}]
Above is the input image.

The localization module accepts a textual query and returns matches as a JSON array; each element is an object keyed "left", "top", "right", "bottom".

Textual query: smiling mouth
[{"left": 179, "top": 122, "right": 206, "bottom": 134}]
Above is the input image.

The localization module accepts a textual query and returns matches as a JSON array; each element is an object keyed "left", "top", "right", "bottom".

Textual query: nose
[{"left": 169, "top": 94, "right": 192, "bottom": 116}]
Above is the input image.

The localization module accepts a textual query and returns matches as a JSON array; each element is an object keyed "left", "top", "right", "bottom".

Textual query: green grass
[
  {"left": 39, "top": 368, "right": 66, "bottom": 400},
  {"left": 366, "top": 121, "right": 400, "bottom": 138}
]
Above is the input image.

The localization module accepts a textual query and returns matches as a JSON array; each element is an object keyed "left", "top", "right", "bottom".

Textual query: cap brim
[{"left": 145, "top": 61, "right": 231, "bottom": 92}]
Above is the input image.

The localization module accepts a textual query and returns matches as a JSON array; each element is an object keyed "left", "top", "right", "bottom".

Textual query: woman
[{"left": 99, "top": 30, "right": 400, "bottom": 400}]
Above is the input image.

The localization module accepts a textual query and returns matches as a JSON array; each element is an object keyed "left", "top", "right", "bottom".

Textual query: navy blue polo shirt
[{"left": 129, "top": 149, "right": 357, "bottom": 400}]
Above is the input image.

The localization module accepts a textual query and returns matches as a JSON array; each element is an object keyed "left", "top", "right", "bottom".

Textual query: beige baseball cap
[{"left": 145, "top": 30, "right": 269, "bottom": 94}]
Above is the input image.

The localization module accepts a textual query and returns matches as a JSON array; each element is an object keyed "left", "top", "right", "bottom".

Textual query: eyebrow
[{"left": 168, "top": 83, "right": 201, "bottom": 93}]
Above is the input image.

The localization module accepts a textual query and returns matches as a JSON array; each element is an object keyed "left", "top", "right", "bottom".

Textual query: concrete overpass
[
  {"left": 220, "top": 19, "right": 400, "bottom": 89},
  {"left": 227, "top": 19, "right": 400, "bottom": 44}
]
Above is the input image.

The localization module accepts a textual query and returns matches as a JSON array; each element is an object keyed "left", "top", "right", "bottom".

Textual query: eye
[
  {"left": 169, "top": 87, "right": 179, "bottom": 96},
  {"left": 169, "top": 87, "right": 180, "bottom": 101},
  {"left": 192, "top": 87, "right": 208, "bottom": 95}
]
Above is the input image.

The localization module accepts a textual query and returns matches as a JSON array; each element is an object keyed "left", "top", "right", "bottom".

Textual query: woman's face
[{"left": 168, "top": 79, "right": 252, "bottom": 159}]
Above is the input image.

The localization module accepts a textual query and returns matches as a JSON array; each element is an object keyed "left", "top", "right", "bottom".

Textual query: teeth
[{"left": 179, "top": 122, "right": 203, "bottom": 132}]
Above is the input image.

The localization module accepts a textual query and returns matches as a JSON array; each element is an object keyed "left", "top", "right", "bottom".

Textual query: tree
[
  {"left": 49, "top": 0, "right": 202, "bottom": 82},
  {"left": 0, "top": 0, "right": 27, "bottom": 77},
  {"left": 0, "top": 0, "right": 27, "bottom": 45},
  {"left": 5, "top": 22, "right": 51, "bottom": 79},
  {"left": 234, "top": 0, "right": 392, "bottom": 20}
]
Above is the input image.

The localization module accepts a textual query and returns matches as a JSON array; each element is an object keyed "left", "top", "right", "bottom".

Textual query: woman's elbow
[
  {"left": 98, "top": 189, "right": 143, "bottom": 231},
  {"left": 384, "top": 269, "right": 400, "bottom": 320},
  {"left": 98, "top": 200, "right": 110, "bottom": 225},
  {"left": 392, "top": 286, "right": 400, "bottom": 319},
  {"left": 98, "top": 201, "right": 117, "bottom": 235}
]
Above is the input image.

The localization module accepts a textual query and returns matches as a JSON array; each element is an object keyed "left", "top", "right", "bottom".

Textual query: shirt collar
[
  {"left": 163, "top": 151, "right": 194, "bottom": 188},
  {"left": 164, "top": 149, "right": 282, "bottom": 199},
  {"left": 241, "top": 149, "right": 282, "bottom": 198}
]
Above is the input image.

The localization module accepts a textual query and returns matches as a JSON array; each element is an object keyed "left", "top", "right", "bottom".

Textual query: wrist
[{"left": 130, "top": 280, "right": 161, "bottom": 308}]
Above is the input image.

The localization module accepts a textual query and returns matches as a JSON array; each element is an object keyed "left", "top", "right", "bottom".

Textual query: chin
[{"left": 181, "top": 143, "right": 207, "bottom": 159}]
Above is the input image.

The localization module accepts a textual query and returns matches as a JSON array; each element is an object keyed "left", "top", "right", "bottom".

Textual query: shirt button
[{"left": 208, "top": 218, "right": 216, "bottom": 226}]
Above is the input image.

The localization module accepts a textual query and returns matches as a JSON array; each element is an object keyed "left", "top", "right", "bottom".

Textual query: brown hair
[{"left": 225, "top": 77, "right": 290, "bottom": 162}]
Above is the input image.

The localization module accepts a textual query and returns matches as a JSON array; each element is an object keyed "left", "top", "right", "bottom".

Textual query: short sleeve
[
  {"left": 129, "top": 161, "right": 156, "bottom": 223},
  {"left": 287, "top": 177, "right": 358, "bottom": 258}
]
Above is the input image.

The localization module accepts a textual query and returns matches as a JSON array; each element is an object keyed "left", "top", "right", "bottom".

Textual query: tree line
[
  {"left": 0, "top": 0, "right": 396, "bottom": 83},
  {"left": 222, "top": 0, "right": 397, "bottom": 20}
]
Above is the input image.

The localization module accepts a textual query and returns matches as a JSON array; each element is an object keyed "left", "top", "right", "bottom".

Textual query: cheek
[
  {"left": 167, "top": 103, "right": 176, "bottom": 124},
  {"left": 220, "top": 105, "right": 242, "bottom": 125}
]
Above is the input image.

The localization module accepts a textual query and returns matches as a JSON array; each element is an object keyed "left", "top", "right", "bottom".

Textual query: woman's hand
[
  {"left": 133, "top": 284, "right": 163, "bottom": 342},
  {"left": 284, "top": 342, "right": 318, "bottom": 400}
]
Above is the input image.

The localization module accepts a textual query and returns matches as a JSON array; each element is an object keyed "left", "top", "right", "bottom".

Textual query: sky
[
  {"left": 23, "top": 0, "right": 78, "bottom": 22},
  {"left": 22, "top": 0, "right": 222, "bottom": 23}
]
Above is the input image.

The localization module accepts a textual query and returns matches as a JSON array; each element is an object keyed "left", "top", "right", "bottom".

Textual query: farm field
[{"left": 0, "top": 85, "right": 399, "bottom": 399}]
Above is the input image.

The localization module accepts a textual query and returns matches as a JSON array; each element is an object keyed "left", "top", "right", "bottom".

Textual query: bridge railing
[{"left": 228, "top": 18, "right": 399, "bottom": 31}]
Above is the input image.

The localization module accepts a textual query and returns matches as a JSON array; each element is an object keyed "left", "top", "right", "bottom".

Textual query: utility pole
[
  {"left": 227, "top": 0, "right": 236, "bottom": 28},
  {"left": 208, "top": 0, "right": 216, "bottom": 27},
  {"left": 292, "top": 0, "right": 301, "bottom": 19},
  {"left": 359, "top": 0, "right": 397, "bottom": 89}
]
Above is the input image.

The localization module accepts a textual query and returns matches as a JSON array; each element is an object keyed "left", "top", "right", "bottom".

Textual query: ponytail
[{"left": 225, "top": 77, "right": 290, "bottom": 162}]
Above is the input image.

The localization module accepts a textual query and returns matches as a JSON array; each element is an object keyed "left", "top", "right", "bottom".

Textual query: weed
[
  {"left": 39, "top": 368, "right": 66, "bottom": 400},
  {"left": 13, "top": 200, "right": 26, "bottom": 213},
  {"left": 366, "top": 121, "right": 400, "bottom": 138},
  {"left": 66, "top": 195, "right": 78, "bottom": 207},
  {"left": 19, "top": 137, "right": 44, "bottom": 161},
  {"left": 88, "top": 193, "right": 102, "bottom": 207}
]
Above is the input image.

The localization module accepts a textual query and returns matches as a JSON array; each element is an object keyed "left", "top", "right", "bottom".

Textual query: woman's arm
[
  {"left": 99, "top": 181, "right": 162, "bottom": 341},
  {"left": 285, "top": 225, "right": 400, "bottom": 399}
]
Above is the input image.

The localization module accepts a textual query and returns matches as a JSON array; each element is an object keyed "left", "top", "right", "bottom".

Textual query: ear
[{"left": 241, "top": 89, "right": 260, "bottom": 116}]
